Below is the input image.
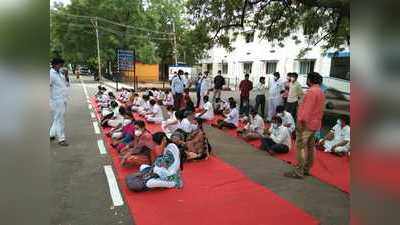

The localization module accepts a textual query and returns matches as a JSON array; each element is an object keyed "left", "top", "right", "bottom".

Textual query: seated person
[
  {"left": 183, "top": 89, "right": 195, "bottom": 112},
  {"left": 120, "top": 120, "right": 157, "bottom": 167},
  {"left": 275, "top": 105, "right": 295, "bottom": 134},
  {"left": 95, "top": 85, "right": 106, "bottom": 98},
  {"left": 97, "top": 91, "right": 113, "bottom": 108},
  {"left": 132, "top": 132, "right": 185, "bottom": 190},
  {"left": 158, "top": 89, "right": 166, "bottom": 101},
  {"left": 163, "top": 90, "right": 174, "bottom": 106},
  {"left": 195, "top": 95, "right": 214, "bottom": 121},
  {"left": 101, "top": 100, "right": 118, "bottom": 120},
  {"left": 318, "top": 115, "right": 350, "bottom": 155},
  {"left": 213, "top": 98, "right": 224, "bottom": 115},
  {"left": 174, "top": 128, "right": 212, "bottom": 161},
  {"left": 260, "top": 116, "right": 291, "bottom": 154},
  {"left": 131, "top": 94, "right": 149, "bottom": 113},
  {"left": 237, "top": 109, "right": 265, "bottom": 140},
  {"left": 138, "top": 96, "right": 151, "bottom": 116},
  {"left": 109, "top": 114, "right": 136, "bottom": 151},
  {"left": 161, "top": 106, "right": 179, "bottom": 138},
  {"left": 145, "top": 99, "right": 165, "bottom": 124},
  {"left": 213, "top": 101, "right": 239, "bottom": 129},
  {"left": 103, "top": 105, "right": 129, "bottom": 128},
  {"left": 177, "top": 110, "right": 199, "bottom": 135}
]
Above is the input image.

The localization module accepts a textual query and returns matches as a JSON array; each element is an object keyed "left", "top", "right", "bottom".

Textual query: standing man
[
  {"left": 286, "top": 72, "right": 303, "bottom": 121},
  {"left": 267, "top": 72, "right": 284, "bottom": 121},
  {"left": 200, "top": 71, "right": 211, "bottom": 106},
  {"left": 171, "top": 69, "right": 185, "bottom": 110},
  {"left": 238, "top": 73, "right": 253, "bottom": 115},
  {"left": 213, "top": 70, "right": 225, "bottom": 103},
  {"left": 50, "top": 58, "right": 69, "bottom": 146},
  {"left": 195, "top": 72, "right": 203, "bottom": 108},
  {"left": 183, "top": 72, "right": 190, "bottom": 90},
  {"left": 253, "top": 76, "right": 267, "bottom": 118},
  {"left": 284, "top": 72, "right": 325, "bottom": 179}
]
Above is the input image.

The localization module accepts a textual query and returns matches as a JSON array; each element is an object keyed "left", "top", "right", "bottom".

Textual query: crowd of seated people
[{"left": 93, "top": 77, "right": 349, "bottom": 192}]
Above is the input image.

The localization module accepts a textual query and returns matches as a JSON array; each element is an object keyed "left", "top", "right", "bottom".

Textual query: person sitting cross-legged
[
  {"left": 145, "top": 99, "right": 165, "bottom": 124},
  {"left": 237, "top": 109, "right": 265, "bottom": 140},
  {"left": 195, "top": 95, "right": 214, "bottom": 121},
  {"left": 275, "top": 105, "right": 295, "bottom": 134},
  {"left": 213, "top": 100, "right": 239, "bottom": 129},
  {"left": 260, "top": 116, "right": 291, "bottom": 154},
  {"left": 317, "top": 115, "right": 350, "bottom": 156}
]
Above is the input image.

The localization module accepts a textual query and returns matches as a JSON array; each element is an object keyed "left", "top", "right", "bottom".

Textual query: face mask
[
  {"left": 135, "top": 129, "right": 143, "bottom": 137},
  {"left": 272, "top": 123, "right": 278, "bottom": 129},
  {"left": 277, "top": 113, "right": 283, "bottom": 117},
  {"left": 337, "top": 119, "right": 342, "bottom": 126}
]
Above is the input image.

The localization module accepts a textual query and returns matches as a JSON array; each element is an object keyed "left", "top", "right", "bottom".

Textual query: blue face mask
[{"left": 337, "top": 119, "right": 342, "bottom": 126}]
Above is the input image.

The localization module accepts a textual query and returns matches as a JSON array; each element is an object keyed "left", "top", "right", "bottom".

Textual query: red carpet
[
  {"left": 91, "top": 99, "right": 319, "bottom": 225},
  {"left": 209, "top": 115, "right": 350, "bottom": 193}
]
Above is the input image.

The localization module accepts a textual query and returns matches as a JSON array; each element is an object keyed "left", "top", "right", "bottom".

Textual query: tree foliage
[
  {"left": 50, "top": 0, "right": 208, "bottom": 71},
  {"left": 186, "top": 0, "right": 350, "bottom": 54}
]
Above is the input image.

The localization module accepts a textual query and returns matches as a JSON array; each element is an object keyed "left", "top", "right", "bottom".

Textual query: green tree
[{"left": 186, "top": 0, "right": 350, "bottom": 55}]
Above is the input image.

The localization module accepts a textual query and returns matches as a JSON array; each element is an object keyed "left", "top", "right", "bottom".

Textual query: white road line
[
  {"left": 97, "top": 140, "right": 107, "bottom": 155},
  {"left": 90, "top": 112, "right": 96, "bottom": 119},
  {"left": 80, "top": 80, "right": 89, "bottom": 99},
  {"left": 104, "top": 165, "right": 124, "bottom": 206},
  {"left": 93, "top": 121, "right": 101, "bottom": 134}
]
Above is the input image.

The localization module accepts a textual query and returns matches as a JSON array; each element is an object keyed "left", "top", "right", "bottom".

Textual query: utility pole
[
  {"left": 91, "top": 17, "right": 102, "bottom": 82},
  {"left": 172, "top": 21, "right": 178, "bottom": 65}
]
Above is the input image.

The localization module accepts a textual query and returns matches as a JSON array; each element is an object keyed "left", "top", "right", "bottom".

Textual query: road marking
[
  {"left": 104, "top": 165, "right": 124, "bottom": 206},
  {"left": 97, "top": 139, "right": 107, "bottom": 155},
  {"left": 80, "top": 80, "right": 89, "bottom": 99},
  {"left": 90, "top": 112, "right": 96, "bottom": 119},
  {"left": 93, "top": 121, "right": 100, "bottom": 134}
]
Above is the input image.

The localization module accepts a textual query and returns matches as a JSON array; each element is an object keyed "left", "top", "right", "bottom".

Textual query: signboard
[
  {"left": 117, "top": 49, "right": 134, "bottom": 71},
  {"left": 168, "top": 65, "right": 192, "bottom": 80}
]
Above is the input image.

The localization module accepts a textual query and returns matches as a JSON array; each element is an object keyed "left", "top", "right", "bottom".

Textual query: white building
[{"left": 199, "top": 30, "right": 350, "bottom": 95}]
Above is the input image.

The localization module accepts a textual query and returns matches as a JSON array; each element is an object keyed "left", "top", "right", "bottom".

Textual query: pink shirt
[{"left": 297, "top": 85, "right": 325, "bottom": 131}]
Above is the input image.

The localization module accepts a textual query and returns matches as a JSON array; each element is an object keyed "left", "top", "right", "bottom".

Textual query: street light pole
[{"left": 92, "top": 17, "right": 102, "bottom": 82}]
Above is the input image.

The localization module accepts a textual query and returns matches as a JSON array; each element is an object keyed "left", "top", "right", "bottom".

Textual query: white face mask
[
  {"left": 135, "top": 129, "right": 143, "bottom": 137},
  {"left": 277, "top": 113, "right": 283, "bottom": 117},
  {"left": 272, "top": 123, "right": 278, "bottom": 129}
]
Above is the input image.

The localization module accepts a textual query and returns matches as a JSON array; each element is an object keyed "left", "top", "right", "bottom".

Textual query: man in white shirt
[
  {"left": 199, "top": 72, "right": 212, "bottom": 106},
  {"left": 267, "top": 72, "right": 284, "bottom": 121},
  {"left": 253, "top": 76, "right": 267, "bottom": 118},
  {"left": 213, "top": 101, "right": 239, "bottom": 129},
  {"left": 237, "top": 109, "right": 265, "bottom": 140},
  {"left": 177, "top": 111, "right": 199, "bottom": 134},
  {"left": 145, "top": 100, "right": 165, "bottom": 124},
  {"left": 196, "top": 95, "right": 214, "bottom": 121},
  {"left": 49, "top": 58, "right": 69, "bottom": 146},
  {"left": 276, "top": 105, "right": 295, "bottom": 134},
  {"left": 260, "top": 116, "right": 291, "bottom": 154},
  {"left": 318, "top": 115, "right": 350, "bottom": 155}
]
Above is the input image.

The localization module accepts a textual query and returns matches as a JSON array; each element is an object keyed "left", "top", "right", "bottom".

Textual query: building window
[
  {"left": 207, "top": 63, "right": 213, "bottom": 73},
  {"left": 244, "top": 32, "right": 255, "bottom": 43},
  {"left": 266, "top": 61, "right": 278, "bottom": 74},
  {"left": 222, "top": 63, "right": 228, "bottom": 74},
  {"left": 330, "top": 56, "right": 350, "bottom": 80},
  {"left": 243, "top": 62, "right": 253, "bottom": 74},
  {"left": 299, "top": 60, "right": 315, "bottom": 74}
]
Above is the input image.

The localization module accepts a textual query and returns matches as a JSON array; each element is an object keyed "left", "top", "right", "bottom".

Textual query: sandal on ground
[
  {"left": 58, "top": 140, "right": 69, "bottom": 147},
  {"left": 284, "top": 171, "right": 304, "bottom": 179}
]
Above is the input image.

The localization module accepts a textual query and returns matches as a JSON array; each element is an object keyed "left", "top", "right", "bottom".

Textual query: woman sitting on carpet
[
  {"left": 237, "top": 108, "right": 265, "bottom": 140},
  {"left": 103, "top": 105, "right": 129, "bottom": 128},
  {"left": 213, "top": 101, "right": 239, "bottom": 130},
  {"left": 135, "top": 132, "right": 185, "bottom": 189},
  {"left": 177, "top": 110, "right": 199, "bottom": 135},
  {"left": 108, "top": 113, "right": 135, "bottom": 151},
  {"left": 120, "top": 120, "right": 158, "bottom": 167}
]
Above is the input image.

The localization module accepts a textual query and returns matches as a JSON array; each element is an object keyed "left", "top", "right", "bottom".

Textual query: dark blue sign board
[{"left": 117, "top": 49, "right": 134, "bottom": 70}]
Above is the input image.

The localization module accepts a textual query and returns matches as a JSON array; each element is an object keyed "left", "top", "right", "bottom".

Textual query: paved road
[
  {"left": 51, "top": 76, "right": 349, "bottom": 225},
  {"left": 51, "top": 77, "right": 133, "bottom": 225}
]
